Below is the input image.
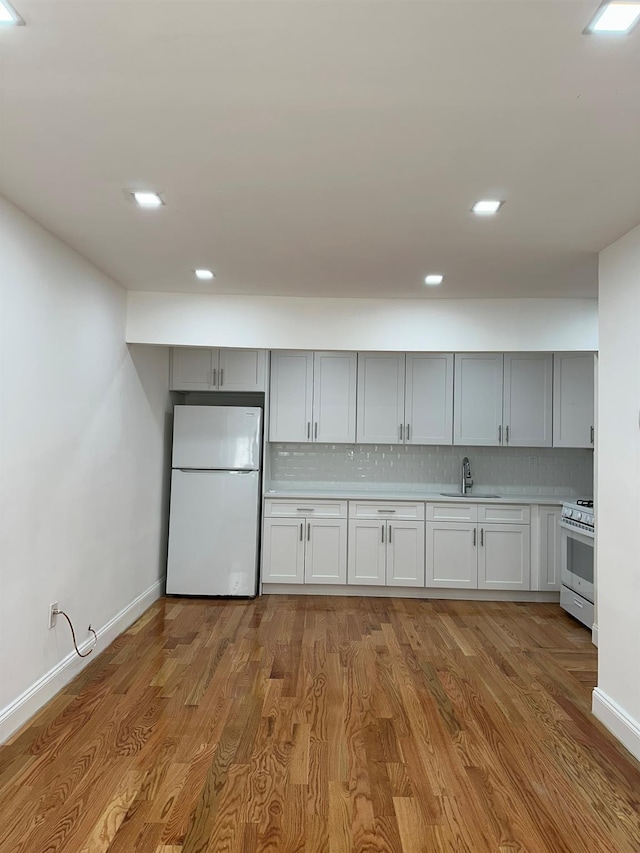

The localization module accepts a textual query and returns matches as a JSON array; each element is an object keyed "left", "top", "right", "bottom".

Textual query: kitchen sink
[{"left": 439, "top": 492, "right": 502, "bottom": 499}]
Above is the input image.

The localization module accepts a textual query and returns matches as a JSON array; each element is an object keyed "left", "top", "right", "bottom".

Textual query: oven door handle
[{"left": 559, "top": 520, "right": 595, "bottom": 540}]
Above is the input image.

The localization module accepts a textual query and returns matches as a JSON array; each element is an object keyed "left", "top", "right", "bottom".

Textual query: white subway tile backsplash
[{"left": 268, "top": 443, "right": 593, "bottom": 497}]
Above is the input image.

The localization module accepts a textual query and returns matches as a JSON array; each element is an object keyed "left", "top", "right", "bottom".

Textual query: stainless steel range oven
[{"left": 559, "top": 500, "right": 594, "bottom": 628}]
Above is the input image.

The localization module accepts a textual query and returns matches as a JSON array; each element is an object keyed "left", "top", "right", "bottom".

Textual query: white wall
[
  {"left": 593, "top": 221, "right": 640, "bottom": 761},
  {"left": 0, "top": 196, "right": 172, "bottom": 740},
  {"left": 126, "top": 291, "right": 598, "bottom": 352}
]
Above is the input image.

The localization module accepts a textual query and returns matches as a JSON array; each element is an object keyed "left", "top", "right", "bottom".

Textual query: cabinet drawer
[
  {"left": 264, "top": 499, "right": 348, "bottom": 519},
  {"left": 349, "top": 501, "right": 425, "bottom": 521},
  {"left": 426, "top": 503, "right": 478, "bottom": 523},
  {"left": 478, "top": 504, "right": 530, "bottom": 524}
]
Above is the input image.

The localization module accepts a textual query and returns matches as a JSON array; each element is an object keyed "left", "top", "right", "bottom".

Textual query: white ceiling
[{"left": 1, "top": 0, "right": 639, "bottom": 299}]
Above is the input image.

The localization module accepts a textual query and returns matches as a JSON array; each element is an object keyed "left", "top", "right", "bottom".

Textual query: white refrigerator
[{"left": 166, "top": 405, "right": 262, "bottom": 596}]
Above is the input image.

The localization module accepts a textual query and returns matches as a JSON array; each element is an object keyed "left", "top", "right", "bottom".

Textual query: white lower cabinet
[
  {"left": 478, "top": 524, "right": 530, "bottom": 590},
  {"left": 348, "top": 502, "right": 425, "bottom": 587},
  {"left": 263, "top": 497, "right": 538, "bottom": 594},
  {"left": 263, "top": 518, "right": 305, "bottom": 583},
  {"left": 426, "top": 522, "right": 478, "bottom": 588},
  {"left": 534, "top": 505, "right": 562, "bottom": 591},
  {"left": 262, "top": 501, "right": 348, "bottom": 585},
  {"left": 305, "top": 519, "right": 348, "bottom": 583},
  {"left": 347, "top": 520, "right": 387, "bottom": 585},
  {"left": 426, "top": 503, "right": 531, "bottom": 591},
  {"left": 387, "top": 520, "right": 426, "bottom": 586}
]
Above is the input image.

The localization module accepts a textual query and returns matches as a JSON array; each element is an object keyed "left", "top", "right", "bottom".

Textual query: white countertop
[{"left": 264, "top": 485, "right": 571, "bottom": 505}]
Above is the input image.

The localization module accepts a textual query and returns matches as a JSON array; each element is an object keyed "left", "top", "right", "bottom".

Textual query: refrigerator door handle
[{"left": 177, "top": 468, "right": 257, "bottom": 474}]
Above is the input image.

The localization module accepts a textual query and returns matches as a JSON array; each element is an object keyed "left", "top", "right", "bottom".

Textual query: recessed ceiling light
[
  {"left": 424, "top": 274, "right": 444, "bottom": 286},
  {"left": 194, "top": 269, "right": 215, "bottom": 281},
  {"left": 472, "top": 199, "right": 503, "bottom": 215},
  {"left": 587, "top": 2, "right": 640, "bottom": 33},
  {"left": 0, "top": 0, "right": 24, "bottom": 24},
  {"left": 131, "top": 191, "right": 164, "bottom": 208}
]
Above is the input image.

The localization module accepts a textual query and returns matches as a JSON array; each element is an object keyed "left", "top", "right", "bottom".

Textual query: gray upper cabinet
[
  {"left": 405, "top": 354, "right": 454, "bottom": 445},
  {"left": 313, "top": 352, "right": 358, "bottom": 443},
  {"left": 170, "top": 348, "right": 266, "bottom": 392},
  {"left": 455, "top": 353, "right": 553, "bottom": 447},
  {"left": 357, "top": 352, "right": 453, "bottom": 445},
  {"left": 269, "top": 351, "right": 356, "bottom": 443},
  {"left": 453, "top": 354, "right": 504, "bottom": 446},
  {"left": 269, "top": 351, "right": 314, "bottom": 442},
  {"left": 170, "top": 348, "right": 215, "bottom": 392},
  {"left": 217, "top": 349, "right": 267, "bottom": 392},
  {"left": 503, "top": 353, "right": 553, "bottom": 447},
  {"left": 356, "top": 353, "right": 406, "bottom": 444},
  {"left": 553, "top": 353, "right": 595, "bottom": 448}
]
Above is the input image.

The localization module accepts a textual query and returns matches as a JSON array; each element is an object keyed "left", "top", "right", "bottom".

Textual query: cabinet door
[
  {"left": 503, "top": 354, "right": 553, "bottom": 447},
  {"left": 405, "top": 354, "right": 453, "bottom": 445},
  {"left": 269, "top": 351, "right": 314, "bottom": 442},
  {"left": 313, "top": 352, "right": 357, "bottom": 443},
  {"left": 478, "top": 524, "right": 531, "bottom": 590},
  {"left": 453, "top": 354, "right": 503, "bottom": 446},
  {"left": 356, "top": 354, "right": 406, "bottom": 444},
  {"left": 305, "top": 519, "right": 348, "bottom": 584},
  {"left": 262, "top": 518, "right": 305, "bottom": 584},
  {"left": 553, "top": 353, "right": 595, "bottom": 448},
  {"left": 218, "top": 349, "right": 266, "bottom": 392},
  {"left": 347, "top": 520, "right": 386, "bottom": 585},
  {"left": 170, "top": 348, "right": 215, "bottom": 391},
  {"left": 538, "top": 507, "right": 562, "bottom": 591},
  {"left": 387, "top": 521, "right": 425, "bottom": 587},
  {"left": 426, "top": 522, "right": 478, "bottom": 588}
]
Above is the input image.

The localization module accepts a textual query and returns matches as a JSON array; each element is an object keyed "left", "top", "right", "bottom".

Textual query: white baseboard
[
  {"left": 592, "top": 687, "right": 640, "bottom": 763},
  {"left": 591, "top": 622, "right": 598, "bottom": 647},
  {"left": 0, "top": 578, "right": 164, "bottom": 745}
]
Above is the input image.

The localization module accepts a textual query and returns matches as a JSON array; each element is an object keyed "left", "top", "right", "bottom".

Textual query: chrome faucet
[{"left": 461, "top": 457, "right": 473, "bottom": 494}]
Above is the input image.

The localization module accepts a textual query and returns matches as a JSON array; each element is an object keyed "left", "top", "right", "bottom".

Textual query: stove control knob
[
  {"left": 565, "top": 510, "right": 573, "bottom": 518},
  {"left": 586, "top": 514, "right": 594, "bottom": 526},
  {"left": 575, "top": 512, "right": 583, "bottom": 522}
]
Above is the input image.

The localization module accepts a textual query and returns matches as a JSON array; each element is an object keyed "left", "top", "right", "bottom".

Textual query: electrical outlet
[
  {"left": 528, "top": 456, "right": 538, "bottom": 468},
  {"left": 346, "top": 449, "right": 355, "bottom": 461},
  {"left": 48, "top": 602, "right": 58, "bottom": 629}
]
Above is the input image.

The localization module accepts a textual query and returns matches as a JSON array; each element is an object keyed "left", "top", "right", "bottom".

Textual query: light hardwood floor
[{"left": 0, "top": 595, "right": 639, "bottom": 852}]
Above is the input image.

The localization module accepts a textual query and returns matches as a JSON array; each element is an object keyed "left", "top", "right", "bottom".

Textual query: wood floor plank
[{"left": 0, "top": 596, "right": 639, "bottom": 852}]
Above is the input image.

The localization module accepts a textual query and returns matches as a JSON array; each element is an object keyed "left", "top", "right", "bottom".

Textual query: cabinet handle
[
  {"left": 307, "top": 522, "right": 311, "bottom": 541},
  {"left": 505, "top": 425, "right": 509, "bottom": 444},
  {"left": 480, "top": 528, "right": 484, "bottom": 546},
  {"left": 473, "top": 528, "right": 476, "bottom": 546},
  {"left": 381, "top": 525, "right": 385, "bottom": 543},
  {"left": 399, "top": 424, "right": 403, "bottom": 441},
  {"left": 212, "top": 368, "right": 217, "bottom": 387},
  {"left": 297, "top": 508, "right": 315, "bottom": 512},
  {"left": 498, "top": 425, "right": 502, "bottom": 443},
  {"left": 377, "top": 509, "right": 396, "bottom": 513},
  {"left": 300, "top": 523, "right": 303, "bottom": 541},
  {"left": 307, "top": 422, "right": 311, "bottom": 440},
  {"left": 573, "top": 598, "right": 584, "bottom": 608},
  {"left": 590, "top": 426, "right": 594, "bottom": 445},
  {"left": 314, "top": 422, "right": 318, "bottom": 440},
  {"left": 388, "top": 525, "right": 392, "bottom": 543},
  {"left": 220, "top": 369, "right": 224, "bottom": 387},
  {"left": 406, "top": 423, "right": 411, "bottom": 441}
]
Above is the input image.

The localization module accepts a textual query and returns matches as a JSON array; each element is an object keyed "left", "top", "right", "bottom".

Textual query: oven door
[{"left": 560, "top": 523, "right": 594, "bottom": 603}]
